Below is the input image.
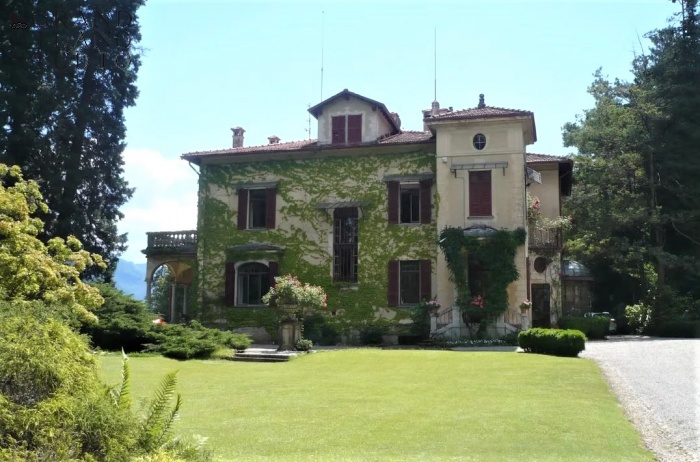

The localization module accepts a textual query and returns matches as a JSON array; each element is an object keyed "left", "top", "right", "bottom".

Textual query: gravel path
[{"left": 581, "top": 337, "right": 700, "bottom": 462}]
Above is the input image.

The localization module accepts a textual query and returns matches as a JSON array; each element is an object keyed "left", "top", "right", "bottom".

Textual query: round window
[
  {"left": 534, "top": 257, "right": 548, "bottom": 273},
  {"left": 473, "top": 133, "right": 486, "bottom": 150}
]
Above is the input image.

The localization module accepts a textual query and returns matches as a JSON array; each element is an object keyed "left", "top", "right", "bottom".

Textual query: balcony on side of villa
[
  {"left": 143, "top": 230, "right": 198, "bottom": 256},
  {"left": 528, "top": 225, "right": 562, "bottom": 251}
]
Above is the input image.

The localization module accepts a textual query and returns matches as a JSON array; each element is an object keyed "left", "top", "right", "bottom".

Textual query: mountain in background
[{"left": 114, "top": 259, "right": 147, "bottom": 300}]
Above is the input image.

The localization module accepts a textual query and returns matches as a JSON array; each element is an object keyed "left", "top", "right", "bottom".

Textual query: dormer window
[{"left": 331, "top": 114, "right": 362, "bottom": 145}]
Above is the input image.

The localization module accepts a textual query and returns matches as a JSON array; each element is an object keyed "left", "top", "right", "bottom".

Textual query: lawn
[{"left": 99, "top": 349, "right": 653, "bottom": 462}]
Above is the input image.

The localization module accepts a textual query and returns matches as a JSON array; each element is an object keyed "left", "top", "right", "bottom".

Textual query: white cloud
[{"left": 118, "top": 148, "right": 198, "bottom": 262}]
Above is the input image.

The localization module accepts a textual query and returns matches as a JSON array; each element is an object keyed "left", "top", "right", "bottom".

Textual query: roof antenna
[
  {"left": 306, "top": 104, "right": 312, "bottom": 140},
  {"left": 320, "top": 10, "right": 325, "bottom": 102},
  {"left": 434, "top": 26, "right": 437, "bottom": 102}
]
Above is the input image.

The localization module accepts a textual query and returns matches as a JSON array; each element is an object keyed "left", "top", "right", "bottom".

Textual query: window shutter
[
  {"left": 347, "top": 114, "right": 362, "bottom": 143},
  {"left": 419, "top": 179, "right": 432, "bottom": 224},
  {"left": 268, "top": 261, "right": 279, "bottom": 288},
  {"left": 237, "top": 189, "right": 248, "bottom": 230},
  {"left": 419, "top": 260, "right": 432, "bottom": 302},
  {"left": 387, "top": 260, "right": 399, "bottom": 307},
  {"left": 469, "top": 171, "right": 492, "bottom": 216},
  {"left": 266, "top": 188, "right": 276, "bottom": 229},
  {"left": 331, "top": 116, "right": 345, "bottom": 144},
  {"left": 387, "top": 181, "right": 399, "bottom": 225},
  {"left": 224, "top": 262, "right": 236, "bottom": 306}
]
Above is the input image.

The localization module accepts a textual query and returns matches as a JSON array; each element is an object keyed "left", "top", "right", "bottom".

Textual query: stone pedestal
[
  {"left": 278, "top": 320, "right": 302, "bottom": 351},
  {"left": 521, "top": 312, "right": 530, "bottom": 331}
]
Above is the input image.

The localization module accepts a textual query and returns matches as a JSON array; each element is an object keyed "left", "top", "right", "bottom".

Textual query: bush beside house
[{"left": 518, "top": 328, "right": 587, "bottom": 357}]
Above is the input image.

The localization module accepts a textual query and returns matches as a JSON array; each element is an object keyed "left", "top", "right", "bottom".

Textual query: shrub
[
  {"left": 518, "top": 328, "right": 587, "bottom": 357},
  {"left": 625, "top": 303, "right": 652, "bottom": 334},
  {"left": 82, "top": 283, "right": 157, "bottom": 352},
  {"left": 654, "top": 319, "right": 700, "bottom": 338},
  {"left": 558, "top": 316, "right": 610, "bottom": 339},
  {"left": 295, "top": 338, "right": 314, "bottom": 351},
  {"left": 303, "top": 313, "right": 340, "bottom": 346},
  {"left": 150, "top": 322, "right": 252, "bottom": 359},
  {"left": 359, "top": 323, "right": 386, "bottom": 345}
]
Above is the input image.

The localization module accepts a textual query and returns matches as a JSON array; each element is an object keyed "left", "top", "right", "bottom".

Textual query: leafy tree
[
  {"left": 0, "top": 163, "right": 103, "bottom": 324},
  {"left": 149, "top": 265, "right": 175, "bottom": 316},
  {"left": 0, "top": 0, "right": 145, "bottom": 279}
]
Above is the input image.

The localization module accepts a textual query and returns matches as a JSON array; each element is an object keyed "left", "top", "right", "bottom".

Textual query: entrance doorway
[{"left": 531, "top": 283, "right": 551, "bottom": 328}]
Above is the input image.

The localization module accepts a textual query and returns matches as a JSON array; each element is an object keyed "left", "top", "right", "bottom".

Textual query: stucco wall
[{"left": 528, "top": 164, "right": 561, "bottom": 219}]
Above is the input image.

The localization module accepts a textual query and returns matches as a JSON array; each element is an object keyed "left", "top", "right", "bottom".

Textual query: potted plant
[{"left": 422, "top": 297, "right": 441, "bottom": 316}]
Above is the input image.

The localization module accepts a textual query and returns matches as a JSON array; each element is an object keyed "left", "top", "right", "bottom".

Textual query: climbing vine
[
  {"left": 195, "top": 149, "right": 437, "bottom": 335},
  {"left": 438, "top": 226, "right": 526, "bottom": 322}
]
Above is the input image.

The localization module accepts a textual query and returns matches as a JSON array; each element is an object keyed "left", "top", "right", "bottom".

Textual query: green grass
[{"left": 99, "top": 350, "right": 653, "bottom": 462}]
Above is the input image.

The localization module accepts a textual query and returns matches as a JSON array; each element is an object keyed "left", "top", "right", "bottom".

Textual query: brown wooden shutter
[
  {"left": 268, "top": 261, "right": 279, "bottom": 288},
  {"left": 419, "top": 179, "right": 432, "bottom": 224},
  {"left": 237, "top": 189, "right": 248, "bottom": 230},
  {"left": 331, "top": 116, "right": 345, "bottom": 144},
  {"left": 419, "top": 260, "right": 432, "bottom": 302},
  {"left": 266, "top": 187, "right": 276, "bottom": 229},
  {"left": 387, "top": 260, "right": 399, "bottom": 307},
  {"left": 387, "top": 181, "right": 399, "bottom": 225},
  {"left": 469, "top": 171, "right": 492, "bottom": 217},
  {"left": 347, "top": 114, "right": 362, "bottom": 144},
  {"left": 224, "top": 262, "right": 236, "bottom": 306}
]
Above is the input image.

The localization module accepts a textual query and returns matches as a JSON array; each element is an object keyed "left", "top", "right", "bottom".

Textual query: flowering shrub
[
  {"left": 519, "top": 300, "right": 532, "bottom": 310},
  {"left": 420, "top": 297, "right": 441, "bottom": 311},
  {"left": 262, "top": 274, "right": 328, "bottom": 309},
  {"left": 471, "top": 295, "right": 484, "bottom": 309}
]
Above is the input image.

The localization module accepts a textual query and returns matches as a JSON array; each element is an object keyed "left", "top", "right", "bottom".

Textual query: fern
[
  {"left": 108, "top": 349, "right": 132, "bottom": 411},
  {"left": 139, "top": 370, "right": 181, "bottom": 452}
]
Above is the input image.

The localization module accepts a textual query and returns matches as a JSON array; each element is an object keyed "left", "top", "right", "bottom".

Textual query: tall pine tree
[{"left": 0, "top": 0, "right": 144, "bottom": 279}]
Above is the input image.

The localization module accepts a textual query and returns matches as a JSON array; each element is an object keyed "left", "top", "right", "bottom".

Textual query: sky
[{"left": 118, "top": 0, "right": 680, "bottom": 263}]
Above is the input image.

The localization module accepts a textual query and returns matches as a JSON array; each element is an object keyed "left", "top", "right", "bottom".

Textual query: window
[
  {"left": 400, "top": 185, "right": 420, "bottom": 223},
  {"left": 468, "top": 170, "right": 492, "bottom": 217},
  {"left": 331, "top": 114, "right": 362, "bottom": 145},
  {"left": 473, "top": 133, "right": 486, "bottom": 150},
  {"left": 237, "top": 263, "right": 270, "bottom": 305},
  {"left": 387, "top": 179, "right": 432, "bottom": 225},
  {"left": 224, "top": 261, "right": 278, "bottom": 306},
  {"left": 333, "top": 208, "right": 358, "bottom": 282},
  {"left": 237, "top": 187, "right": 277, "bottom": 230},
  {"left": 387, "top": 260, "right": 431, "bottom": 307}
]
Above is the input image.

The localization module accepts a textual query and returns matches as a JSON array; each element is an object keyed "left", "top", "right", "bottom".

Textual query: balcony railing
[
  {"left": 528, "top": 226, "right": 562, "bottom": 250},
  {"left": 144, "top": 230, "right": 198, "bottom": 255}
]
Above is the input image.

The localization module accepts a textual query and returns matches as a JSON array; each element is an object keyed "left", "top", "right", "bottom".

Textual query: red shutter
[
  {"left": 387, "top": 181, "right": 399, "bottom": 225},
  {"left": 237, "top": 189, "right": 248, "bottom": 230},
  {"left": 419, "top": 179, "right": 432, "bottom": 224},
  {"left": 224, "top": 262, "right": 236, "bottom": 306},
  {"left": 419, "top": 260, "right": 432, "bottom": 302},
  {"left": 469, "top": 171, "right": 492, "bottom": 217},
  {"left": 347, "top": 114, "right": 362, "bottom": 144},
  {"left": 268, "top": 261, "right": 279, "bottom": 288},
  {"left": 266, "top": 188, "right": 276, "bottom": 229},
  {"left": 331, "top": 116, "right": 345, "bottom": 144},
  {"left": 387, "top": 260, "right": 399, "bottom": 307}
]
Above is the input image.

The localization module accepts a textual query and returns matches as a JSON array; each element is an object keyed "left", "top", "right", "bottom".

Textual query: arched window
[{"left": 237, "top": 263, "right": 270, "bottom": 306}]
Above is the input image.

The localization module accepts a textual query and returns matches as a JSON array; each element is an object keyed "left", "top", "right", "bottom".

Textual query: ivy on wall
[
  {"left": 438, "top": 226, "right": 526, "bottom": 321},
  {"left": 195, "top": 150, "right": 437, "bottom": 335}
]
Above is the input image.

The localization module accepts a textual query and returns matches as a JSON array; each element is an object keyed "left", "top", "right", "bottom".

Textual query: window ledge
[
  {"left": 233, "top": 305, "right": 268, "bottom": 309},
  {"left": 397, "top": 222, "right": 424, "bottom": 227},
  {"left": 467, "top": 216, "right": 494, "bottom": 220}
]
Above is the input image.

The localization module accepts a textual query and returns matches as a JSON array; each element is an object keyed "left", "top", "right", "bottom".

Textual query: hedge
[
  {"left": 654, "top": 320, "right": 700, "bottom": 338},
  {"left": 518, "top": 328, "right": 587, "bottom": 357},
  {"left": 558, "top": 316, "right": 610, "bottom": 339}
]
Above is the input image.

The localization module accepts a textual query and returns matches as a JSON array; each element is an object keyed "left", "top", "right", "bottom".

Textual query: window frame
[
  {"left": 331, "top": 114, "right": 362, "bottom": 145},
  {"left": 399, "top": 260, "right": 421, "bottom": 306},
  {"left": 247, "top": 189, "right": 267, "bottom": 230},
  {"left": 387, "top": 178, "right": 432, "bottom": 225},
  {"left": 333, "top": 207, "right": 359, "bottom": 283},
  {"left": 237, "top": 186, "right": 277, "bottom": 230},
  {"left": 399, "top": 184, "right": 421, "bottom": 224},
  {"left": 236, "top": 262, "right": 270, "bottom": 306},
  {"left": 468, "top": 170, "right": 492, "bottom": 217}
]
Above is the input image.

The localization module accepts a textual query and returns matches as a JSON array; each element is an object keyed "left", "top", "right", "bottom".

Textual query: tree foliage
[
  {"left": 0, "top": 0, "right": 145, "bottom": 279},
  {"left": 563, "top": 0, "right": 700, "bottom": 321},
  {"left": 0, "top": 163, "right": 104, "bottom": 324}
]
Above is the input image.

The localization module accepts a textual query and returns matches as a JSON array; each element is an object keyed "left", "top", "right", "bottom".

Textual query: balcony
[
  {"left": 528, "top": 225, "right": 562, "bottom": 250},
  {"left": 143, "top": 230, "right": 198, "bottom": 256}
]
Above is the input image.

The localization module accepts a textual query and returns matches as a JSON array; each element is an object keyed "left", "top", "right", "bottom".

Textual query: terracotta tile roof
[
  {"left": 378, "top": 131, "right": 433, "bottom": 144},
  {"left": 182, "top": 139, "right": 318, "bottom": 159},
  {"left": 425, "top": 106, "right": 533, "bottom": 122},
  {"left": 526, "top": 153, "right": 572, "bottom": 163},
  {"left": 182, "top": 132, "right": 434, "bottom": 161}
]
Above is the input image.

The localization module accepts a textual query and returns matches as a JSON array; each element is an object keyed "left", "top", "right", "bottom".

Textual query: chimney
[
  {"left": 478, "top": 94, "right": 485, "bottom": 108},
  {"left": 389, "top": 112, "right": 401, "bottom": 130},
  {"left": 231, "top": 126, "right": 245, "bottom": 148},
  {"left": 268, "top": 135, "right": 280, "bottom": 145},
  {"left": 431, "top": 100, "right": 440, "bottom": 116}
]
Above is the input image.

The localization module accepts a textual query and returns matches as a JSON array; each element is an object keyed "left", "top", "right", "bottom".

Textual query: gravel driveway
[{"left": 581, "top": 337, "right": 700, "bottom": 462}]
